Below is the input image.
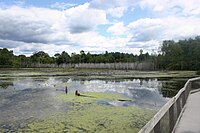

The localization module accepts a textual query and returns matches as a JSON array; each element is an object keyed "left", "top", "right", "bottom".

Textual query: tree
[
  {"left": 0, "top": 48, "right": 15, "bottom": 67},
  {"left": 159, "top": 40, "right": 184, "bottom": 69},
  {"left": 71, "top": 52, "right": 81, "bottom": 64},
  {"left": 55, "top": 51, "right": 71, "bottom": 65},
  {"left": 30, "top": 51, "right": 53, "bottom": 64},
  {"left": 138, "top": 49, "right": 145, "bottom": 62}
]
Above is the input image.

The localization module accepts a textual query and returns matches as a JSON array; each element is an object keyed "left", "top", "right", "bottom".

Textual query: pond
[{"left": 0, "top": 75, "right": 188, "bottom": 132}]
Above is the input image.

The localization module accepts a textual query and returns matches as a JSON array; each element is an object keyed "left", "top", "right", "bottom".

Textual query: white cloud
[
  {"left": 50, "top": 2, "right": 77, "bottom": 10},
  {"left": 107, "top": 6, "right": 128, "bottom": 18},
  {"left": 0, "top": 4, "right": 108, "bottom": 55},
  {"left": 0, "top": 0, "right": 200, "bottom": 56},
  {"left": 0, "top": 38, "right": 76, "bottom": 56},
  {"left": 67, "top": 30, "right": 130, "bottom": 54},
  {"left": 107, "top": 22, "right": 127, "bottom": 36},
  {"left": 162, "top": 17, "right": 200, "bottom": 39},
  {"left": 128, "top": 18, "right": 163, "bottom": 42},
  {"left": 127, "top": 40, "right": 159, "bottom": 51},
  {"left": 0, "top": 4, "right": 108, "bottom": 42},
  {"left": 90, "top": 0, "right": 131, "bottom": 9},
  {"left": 179, "top": 0, "right": 200, "bottom": 16},
  {"left": 65, "top": 3, "right": 107, "bottom": 34},
  {"left": 127, "top": 16, "right": 200, "bottom": 52},
  {"left": 139, "top": 0, "right": 168, "bottom": 11},
  {"left": 70, "top": 31, "right": 127, "bottom": 48},
  {"left": 0, "top": 6, "right": 69, "bottom": 44},
  {"left": 139, "top": 0, "right": 200, "bottom": 16},
  {"left": 89, "top": 0, "right": 138, "bottom": 18}
]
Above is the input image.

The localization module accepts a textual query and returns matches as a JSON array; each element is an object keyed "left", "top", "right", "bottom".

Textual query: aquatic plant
[{"left": 23, "top": 92, "right": 155, "bottom": 132}]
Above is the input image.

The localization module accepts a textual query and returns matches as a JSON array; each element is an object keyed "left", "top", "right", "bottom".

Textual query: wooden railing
[{"left": 138, "top": 77, "right": 200, "bottom": 133}]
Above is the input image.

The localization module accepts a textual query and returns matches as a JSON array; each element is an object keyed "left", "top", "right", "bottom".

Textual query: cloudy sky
[{"left": 0, "top": 0, "right": 200, "bottom": 56}]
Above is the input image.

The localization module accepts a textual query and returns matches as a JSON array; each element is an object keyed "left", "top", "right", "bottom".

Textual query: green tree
[
  {"left": 55, "top": 51, "right": 71, "bottom": 65},
  {"left": 71, "top": 52, "right": 81, "bottom": 64},
  {"left": 30, "top": 51, "right": 53, "bottom": 64},
  {"left": 160, "top": 40, "right": 184, "bottom": 69},
  {"left": 0, "top": 48, "right": 15, "bottom": 67}
]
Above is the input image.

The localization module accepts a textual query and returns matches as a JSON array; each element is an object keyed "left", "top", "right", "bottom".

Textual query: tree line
[
  {"left": 0, "top": 36, "right": 200, "bottom": 70},
  {"left": 157, "top": 36, "right": 200, "bottom": 70},
  {"left": 0, "top": 49, "right": 154, "bottom": 68}
]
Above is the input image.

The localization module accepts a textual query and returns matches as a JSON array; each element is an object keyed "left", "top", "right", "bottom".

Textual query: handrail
[{"left": 138, "top": 77, "right": 200, "bottom": 133}]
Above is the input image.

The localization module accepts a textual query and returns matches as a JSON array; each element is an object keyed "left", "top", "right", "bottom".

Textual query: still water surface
[{"left": 0, "top": 76, "right": 187, "bottom": 131}]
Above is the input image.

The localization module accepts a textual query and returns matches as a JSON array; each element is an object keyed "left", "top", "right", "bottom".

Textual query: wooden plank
[{"left": 174, "top": 91, "right": 200, "bottom": 133}]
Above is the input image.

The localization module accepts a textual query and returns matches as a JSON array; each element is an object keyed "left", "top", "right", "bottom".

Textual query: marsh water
[{"left": 0, "top": 74, "right": 188, "bottom": 132}]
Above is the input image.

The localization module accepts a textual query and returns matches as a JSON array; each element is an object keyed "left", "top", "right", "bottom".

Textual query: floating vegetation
[
  {"left": 56, "top": 92, "right": 132, "bottom": 104},
  {"left": 22, "top": 92, "right": 155, "bottom": 133}
]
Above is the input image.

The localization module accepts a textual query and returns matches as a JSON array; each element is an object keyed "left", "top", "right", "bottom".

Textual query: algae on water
[
  {"left": 25, "top": 105, "right": 154, "bottom": 133},
  {"left": 56, "top": 92, "right": 132, "bottom": 104},
  {"left": 23, "top": 92, "right": 155, "bottom": 133}
]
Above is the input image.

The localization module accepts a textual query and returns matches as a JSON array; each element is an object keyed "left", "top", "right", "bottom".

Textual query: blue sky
[{"left": 0, "top": 0, "right": 200, "bottom": 56}]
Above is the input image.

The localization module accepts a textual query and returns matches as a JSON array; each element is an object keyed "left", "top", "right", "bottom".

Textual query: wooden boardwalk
[
  {"left": 138, "top": 77, "right": 200, "bottom": 133},
  {"left": 174, "top": 91, "right": 200, "bottom": 133}
]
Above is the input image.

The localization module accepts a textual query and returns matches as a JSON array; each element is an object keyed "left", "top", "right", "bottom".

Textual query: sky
[{"left": 0, "top": 0, "right": 200, "bottom": 56}]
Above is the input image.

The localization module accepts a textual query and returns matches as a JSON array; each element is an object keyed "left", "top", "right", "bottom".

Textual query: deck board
[{"left": 174, "top": 91, "right": 200, "bottom": 133}]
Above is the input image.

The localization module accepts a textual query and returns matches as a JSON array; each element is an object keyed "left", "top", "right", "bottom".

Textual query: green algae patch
[
  {"left": 25, "top": 105, "right": 155, "bottom": 133},
  {"left": 65, "top": 105, "right": 155, "bottom": 132},
  {"left": 23, "top": 92, "right": 155, "bottom": 133},
  {"left": 56, "top": 92, "right": 133, "bottom": 104}
]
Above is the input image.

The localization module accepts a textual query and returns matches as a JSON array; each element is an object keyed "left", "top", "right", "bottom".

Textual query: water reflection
[
  {"left": 0, "top": 78, "right": 14, "bottom": 89},
  {"left": 0, "top": 77, "right": 187, "bottom": 109},
  {"left": 0, "top": 77, "right": 188, "bottom": 98},
  {"left": 158, "top": 78, "right": 187, "bottom": 97},
  {"left": 0, "top": 77, "right": 70, "bottom": 127}
]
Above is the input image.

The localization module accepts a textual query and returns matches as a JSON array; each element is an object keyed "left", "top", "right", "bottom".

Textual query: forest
[{"left": 0, "top": 36, "right": 200, "bottom": 70}]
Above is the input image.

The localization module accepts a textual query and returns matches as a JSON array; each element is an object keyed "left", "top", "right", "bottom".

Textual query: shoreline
[{"left": 0, "top": 68, "right": 197, "bottom": 79}]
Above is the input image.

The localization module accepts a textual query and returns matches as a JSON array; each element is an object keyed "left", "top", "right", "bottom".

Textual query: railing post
[
  {"left": 182, "top": 90, "right": 186, "bottom": 107},
  {"left": 169, "top": 104, "right": 174, "bottom": 133},
  {"left": 177, "top": 97, "right": 181, "bottom": 117},
  {"left": 154, "top": 121, "right": 161, "bottom": 133},
  {"left": 186, "top": 82, "right": 191, "bottom": 100}
]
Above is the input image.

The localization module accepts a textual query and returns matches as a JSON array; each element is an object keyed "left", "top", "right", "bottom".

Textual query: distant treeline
[
  {"left": 0, "top": 36, "right": 200, "bottom": 70},
  {"left": 0, "top": 48, "right": 155, "bottom": 68}
]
